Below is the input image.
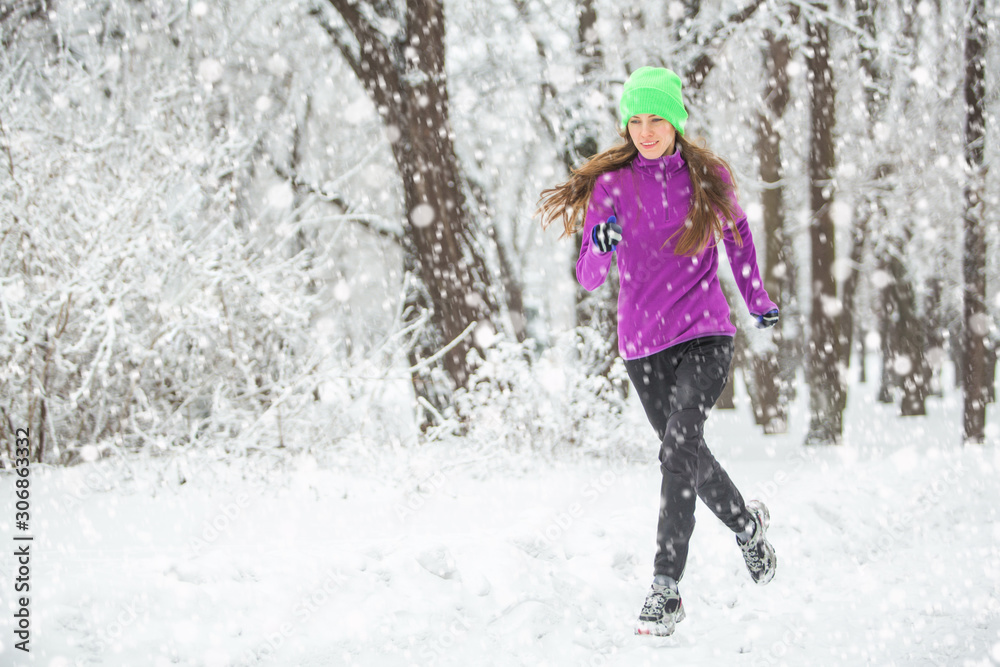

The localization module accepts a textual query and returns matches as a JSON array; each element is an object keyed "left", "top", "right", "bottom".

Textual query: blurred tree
[
  {"left": 0, "top": 0, "right": 46, "bottom": 49},
  {"left": 804, "top": 2, "right": 846, "bottom": 445},
  {"left": 874, "top": 3, "right": 931, "bottom": 416},
  {"left": 962, "top": 0, "right": 988, "bottom": 443},
  {"left": 316, "top": 0, "right": 502, "bottom": 411},
  {"left": 843, "top": 0, "right": 887, "bottom": 392},
  {"left": 0, "top": 0, "right": 345, "bottom": 462},
  {"left": 751, "top": 23, "right": 795, "bottom": 434}
]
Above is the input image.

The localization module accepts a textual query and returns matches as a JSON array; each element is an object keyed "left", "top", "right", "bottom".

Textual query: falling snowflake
[
  {"left": 333, "top": 280, "right": 351, "bottom": 303},
  {"left": 474, "top": 321, "right": 497, "bottom": 349},
  {"left": 411, "top": 204, "right": 435, "bottom": 228},
  {"left": 266, "top": 182, "right": 294, "bottom": 209},
  {"left": 197, "top": 58, "right": 224, "bottom": 84}
]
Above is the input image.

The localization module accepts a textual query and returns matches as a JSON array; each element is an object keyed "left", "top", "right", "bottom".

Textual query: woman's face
[{"left": 628, "top": 114, "right": 676, "bottom": 159}]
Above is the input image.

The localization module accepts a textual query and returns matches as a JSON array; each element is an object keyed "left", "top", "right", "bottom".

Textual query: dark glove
[
  {"left": 755, "top": 309, "right": 779, "bottom": 329},
  {"left": 592, "top": 215, "right": 623, "bottom": 254}
]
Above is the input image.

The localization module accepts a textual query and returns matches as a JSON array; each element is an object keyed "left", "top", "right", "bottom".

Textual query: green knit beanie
[{"left": 619, "top": 66, "right": 688, "bottom": 136}]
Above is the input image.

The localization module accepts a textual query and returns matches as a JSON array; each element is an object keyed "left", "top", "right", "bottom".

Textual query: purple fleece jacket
[{"left": 576, "top": 149, "right": 776, "bottom": 360}]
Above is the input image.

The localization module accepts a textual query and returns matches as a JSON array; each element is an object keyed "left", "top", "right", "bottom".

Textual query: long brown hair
[{"left": 537, "top": 131, "right": 743, "bottom": 256}]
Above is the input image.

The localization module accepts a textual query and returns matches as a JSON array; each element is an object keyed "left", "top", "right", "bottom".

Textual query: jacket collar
[{"left": 633, "top": 146, "right": 687, "bottom": 176}]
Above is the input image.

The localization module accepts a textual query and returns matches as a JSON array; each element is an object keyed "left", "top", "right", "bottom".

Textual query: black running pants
[{"left": 625, "top": 336, "right": 750, "bottom": 581}]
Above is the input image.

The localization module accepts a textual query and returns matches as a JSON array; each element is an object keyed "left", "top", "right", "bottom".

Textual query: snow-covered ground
[{"left": 2, "top": 367, "right": 999, "bottom": 667}]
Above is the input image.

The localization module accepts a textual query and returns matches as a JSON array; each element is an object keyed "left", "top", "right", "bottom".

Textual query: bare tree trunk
[
  {"left": 858, "top": 333, "right": 867, "bottom": 384},
  {"left": 751, "top": 28, "right": 792, "bottom": 434},
  {"left": 843, "top": 0, "right": 895, "bottom": 382},
  {"left": 804, "top": 6, "right": 845, "bottom": 445},
  {"left": 839, "top": 198, "right": 868, "bottom": 375},
  {"left": 962, "top": 0, "right": 987, "bottom": 444},
  {"left": 876, "top": 254, "right": 897, "bottom": 404},
  {"left": 886, "top": 2, "right": 931, "bottom": 417},
  {"left": 924, "top": 278, "right": 946, "bottom": 397},
  {"left": 841, "top": 0, "right": 881, "bottom": 374},
  {"left": 888, "top": 234, "right": 930, "bottom": 416},
  {"left": 320, "top": 0, "right": 495, "bottom": 398},
  {"left": 986, "top": 344, "right": 997, "bottom": 405},
  {"left": 573, "top": 0, "right": 602, "bottom": 161}
]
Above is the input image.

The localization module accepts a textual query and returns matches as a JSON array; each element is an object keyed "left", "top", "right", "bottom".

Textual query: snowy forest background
[
  {"left": 1, "top": 0, "right": 1000, "bottom": 665},
  {"left": 2, "top": 0, "right": 998, "bottom": 462}
]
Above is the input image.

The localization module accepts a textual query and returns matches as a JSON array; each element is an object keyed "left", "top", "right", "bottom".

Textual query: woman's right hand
[{"left": 592, "top": 216, "right": 623, "bottom": 254}]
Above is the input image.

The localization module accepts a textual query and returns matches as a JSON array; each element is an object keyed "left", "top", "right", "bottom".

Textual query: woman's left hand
[{"left": 755, "top": 309, "right": 779, "bottom": 329}]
